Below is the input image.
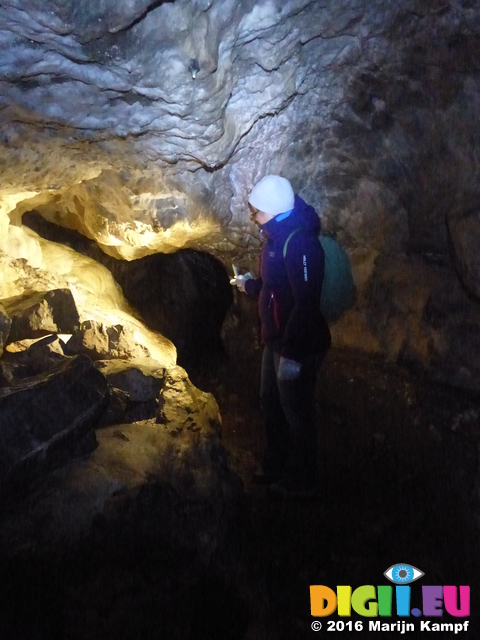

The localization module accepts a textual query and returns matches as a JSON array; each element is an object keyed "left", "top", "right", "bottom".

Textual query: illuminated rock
[
  {"left": 24, "top": 333, "right": 68, "bottom": 361},
  {"left": 0, "top": 334, "right": 69, "bottom": 380},
  {"left": 95, "top": 358, "right": 168, "bottom": 422},
  {"left": 0, "top": 364, "right": 230, "bottom": 553},
  {"left": 0, "top": 0, "right": 477, "bottom": 270},
  {"left": 157, "top": 365, "right": 219, "bottom": 431},
  {"left": 95, "top": 358, "right": 165, "bottom": 402},
  {"left": 0, "top": 237, "right": 177, "bottom": 368},
  {"left": 2, "top": 288, "right": 80, "bottom": 343},
  {"left": 65, "top": 319, "right": 151, "bottom": 361}
]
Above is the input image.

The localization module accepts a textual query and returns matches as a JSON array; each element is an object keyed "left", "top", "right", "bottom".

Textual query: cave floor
[{"left": 189, "top": 346, "right": 480, "bottom": 639}]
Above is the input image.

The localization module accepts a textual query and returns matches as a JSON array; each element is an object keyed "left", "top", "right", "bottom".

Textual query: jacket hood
[{"left": 261, "top": 195, "right": 320, "bottom": 240}]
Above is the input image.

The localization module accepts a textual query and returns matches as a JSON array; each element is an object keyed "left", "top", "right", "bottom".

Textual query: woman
[{"left": 232, "top": 175, "right": 331, "bottom": 497}]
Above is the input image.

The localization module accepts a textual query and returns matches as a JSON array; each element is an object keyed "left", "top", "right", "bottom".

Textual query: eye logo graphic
[{"left": 384, "top": 563, "right": 424, "bottom": 585}]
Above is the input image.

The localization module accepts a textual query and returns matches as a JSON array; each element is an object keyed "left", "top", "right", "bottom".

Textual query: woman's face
[{"left": 249, "top": 203, "right": 273, "bottom": 227}]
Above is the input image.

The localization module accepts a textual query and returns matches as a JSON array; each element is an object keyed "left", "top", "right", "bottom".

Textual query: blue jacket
[{"left": 245, "top": 195, "right": 331, "bottom": 359}]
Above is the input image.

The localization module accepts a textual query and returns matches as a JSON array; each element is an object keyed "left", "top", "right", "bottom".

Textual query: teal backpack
[{"left": 283, "top": 230, "right": 356, "bottom": 323}]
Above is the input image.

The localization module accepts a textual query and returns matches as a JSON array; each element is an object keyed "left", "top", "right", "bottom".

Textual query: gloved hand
[
  {"left": 229, "top": 272, "right": 253, "bottom": 293},
  {"left": 277, "top": 356, "right": 302, "bottom": 381}
]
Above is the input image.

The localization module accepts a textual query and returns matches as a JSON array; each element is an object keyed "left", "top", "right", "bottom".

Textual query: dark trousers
[{"left": 259, "top": 346, "right": 325, "bottom": 487}]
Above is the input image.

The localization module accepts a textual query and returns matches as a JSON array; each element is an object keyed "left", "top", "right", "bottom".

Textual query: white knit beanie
[{"left": 248, "top": 175, "right": 295, "bottom": 216}]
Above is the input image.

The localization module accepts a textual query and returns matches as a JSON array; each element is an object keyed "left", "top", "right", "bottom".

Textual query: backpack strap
[{"left": 282, "top": 228, "right": 303, "bottom": 259}]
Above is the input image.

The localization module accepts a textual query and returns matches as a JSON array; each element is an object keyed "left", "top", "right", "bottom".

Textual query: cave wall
[
  {"left": 1, "top": 0, "right": 480, "bottom": 382},
  {"left": 0, "top": 1, "right": 478, "bottom": 258}
]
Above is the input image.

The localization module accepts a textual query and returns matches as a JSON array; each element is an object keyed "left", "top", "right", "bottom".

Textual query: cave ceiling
[{"left": 0, "top": 0, "right": 479, "bottom": 297}]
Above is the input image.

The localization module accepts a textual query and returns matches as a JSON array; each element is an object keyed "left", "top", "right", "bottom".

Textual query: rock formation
[{"left": 0, "top": 1, "right": 477, "bottom": 265}]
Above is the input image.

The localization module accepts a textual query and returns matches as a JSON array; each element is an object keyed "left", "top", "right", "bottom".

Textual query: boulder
[
  {"left": 97, "top": 386, "right": 130, "bottom": 427},
  {"left": 0, "top": 335, "right": 70, "bottom": 381},
  {"left": 94, "top": 358, "right": 167, "bottom": 422},
  {"left": 0, "top": 304, "right": 11, "bottom": 357},
  {"left": 157, "top": 365, "right": 220, "bottom": 431},
  {"left": 19, "top": 334, "right": 68, "bottom": 370},
  {"left": 65, "top": 320, "right": 151, "bottom": 361},
  {"left": 0, "top": 364, "right": 233, "bottom": 553},
  {"left": 0, "top": 354, "right": 109, "bottom": 492},
  {"left": 25, "top": 334, "right": 67, "bottom": 360},
  {"left": 94, "top": 358, "right": 165, "bottom": 402},
  {"left": 1, "top": 289, "right": 80, "bottom": 343}
]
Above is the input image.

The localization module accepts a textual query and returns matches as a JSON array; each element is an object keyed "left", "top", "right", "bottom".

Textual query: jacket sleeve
[{"left": 281, "top": 231, "right": 325, "bottom": 360}]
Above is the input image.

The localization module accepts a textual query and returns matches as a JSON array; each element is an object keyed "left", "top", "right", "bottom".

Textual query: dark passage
[{"left": 107, "top": 248, "right": 233, "bottom": 370}]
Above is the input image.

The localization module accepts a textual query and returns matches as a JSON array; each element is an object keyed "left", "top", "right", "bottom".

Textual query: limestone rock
[
  {"left": 94, "top": 358, "right": 165, "bottom": 402},
  {"left": 0, "top": 0, "right": 479, "bottom": 392},
  {"left": 0, "top": 334, "right": 70, "bottom": 380},
  {"left": 1, "top": 289, "right": 80, "bottom": 343},
  {"left": 24, "top": 333, "right": 67, "bottom": 361},
  {"left": 442, "top": 323, "right": 480, "bottom": 389},
  {"left": 157, "top": 365, "right": 222, "bottom": 439},
  {"left": 65, "top": 320, "right": 151, "bottom": 361},
  {"left": 94, "top": 358, "right": 167, "bottom": 422},
  {"left": 0, "top": 373, "right": 232, "bottom": 554},
  {"left": 0, "top": 0, "right": 478, "bottom": 266},
  {"left": 97, "top": 386, "right": 130, "bottom": 427},
  {"left": 0, "top": 354, "right": 109, "bottom": 491},
  {"left": 105, "top": 248, "right": 233, "bottom": 367},
  {"left": 364, "top": 255, "right": 480, "bottom": 386},
  {"left": 0, "top": 304, "right": 11, "bottom": 357},
  {"left": 0, "top": 241, "right": 177, "bottom": 368}
]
